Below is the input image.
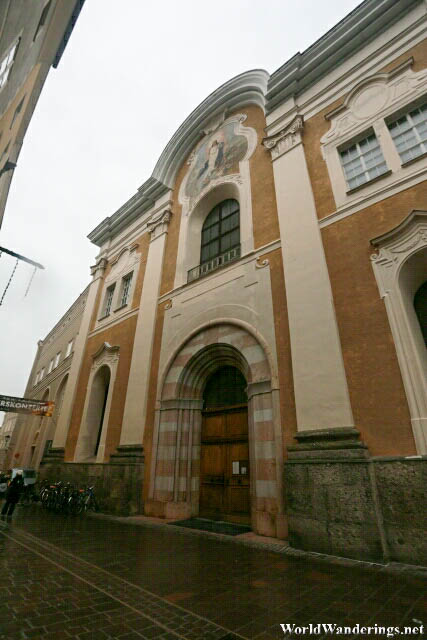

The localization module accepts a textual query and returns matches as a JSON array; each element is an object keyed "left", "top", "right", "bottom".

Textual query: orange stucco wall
[{"left": 304, "top": 43, "right": 427, "bottom": 456}]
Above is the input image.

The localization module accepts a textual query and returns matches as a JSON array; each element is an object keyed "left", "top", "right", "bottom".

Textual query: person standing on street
[{"left": 1, "top": 471, "right": 24, "bottom": 517}]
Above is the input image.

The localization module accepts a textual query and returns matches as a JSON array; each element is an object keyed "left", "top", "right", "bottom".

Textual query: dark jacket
[{"left": 6, "top": 476, "right": 24, "bottom": 503}]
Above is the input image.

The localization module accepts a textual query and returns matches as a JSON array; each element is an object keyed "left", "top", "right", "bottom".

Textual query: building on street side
[
  {"left": 0, "top": 0, "right": 85, "bottom": 228},
  {"left": 20, "top": 0, "right": 426, "bottom": 565}
]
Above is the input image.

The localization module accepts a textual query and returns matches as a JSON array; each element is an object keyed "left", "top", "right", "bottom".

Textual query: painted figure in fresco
[
  {"left": 198, "top": 139, "right": 225, "bottom": 182},
  {"left": 185, "top": 121, "right": 248, "bottom": 207}
]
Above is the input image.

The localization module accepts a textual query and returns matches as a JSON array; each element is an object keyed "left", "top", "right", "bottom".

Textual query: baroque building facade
[{"left": 37, "top": 0, "right": 425, "bottom": 563}]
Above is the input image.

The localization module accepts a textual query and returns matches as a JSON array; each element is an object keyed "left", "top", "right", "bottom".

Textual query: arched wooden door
[{"left": 199, "top": 366, "right": 250, "bottom": 524}]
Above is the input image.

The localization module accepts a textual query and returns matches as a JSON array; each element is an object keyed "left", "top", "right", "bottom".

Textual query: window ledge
[
  {"left": 346, "top": 169, "right": 392, "bottom": 195},
  {"left": 114, "top": 303, "right": 128, "bottom": 313},
  {"left": 98, "top": 313, "right": 110, "bottom": 321},
  {"left": 401, "top": 151, "right": 427, "bottom": 168}
]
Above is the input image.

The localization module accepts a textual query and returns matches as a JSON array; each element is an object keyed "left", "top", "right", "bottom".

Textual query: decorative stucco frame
[
  {"left": 321, "top": 59, "right": 427, "bottom": 216},
  {"left": 371, "top": 211, "right": 427, "bottom": 454},
  {"left": 74, "top": 342, "right": 120, "bottom": 462},
  {"left": 96, "top": 244, "right": 140, "bottom": 325},
  {"left": 174, "top": 113, "right": 258, "bottom": 288}
]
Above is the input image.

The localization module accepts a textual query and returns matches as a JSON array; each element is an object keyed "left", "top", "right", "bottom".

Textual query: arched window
[
  {"left": 203, "top": 366, "right": 247, "bottom": 408},
  {"left": 200, "top": 199, "right": 240, "bottom": 265},
  {"left": 414, "top": 281, "right": 427, "bottom": 347}
]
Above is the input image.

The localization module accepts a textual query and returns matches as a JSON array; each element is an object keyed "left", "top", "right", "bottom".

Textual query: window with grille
[
  {"left": 104, "top": 284, "right": 115, "bottom": 316},
  {"left": 0, "top": 39, "right": 19, "bottom": 90},
  {"left": 201, "top": 199, "right": 240, "bottom": 265},
  {"left": 120, "top": 273, "right": 133, "bottom": 307},
  {"left": 203, "top": 366, "right": 247, "bottom": 408},
  {"left": 339, "top": 133, "right": 388, "bottom": 190},
  {"left": 388, "top": 103, "right": 427, "bottom": 164}
]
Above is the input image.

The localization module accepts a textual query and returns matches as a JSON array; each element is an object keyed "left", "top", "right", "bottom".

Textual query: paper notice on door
[{"left": 232, "top": 461, "right": 239, "bottom": 475}]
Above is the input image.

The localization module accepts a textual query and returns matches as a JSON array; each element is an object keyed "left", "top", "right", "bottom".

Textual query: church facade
[{"left": 36, "top": 0, "right": 425, "bottom": 564}]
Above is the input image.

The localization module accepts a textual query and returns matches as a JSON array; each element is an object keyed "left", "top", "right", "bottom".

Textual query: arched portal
[{"left": 147, "top": 323, "right": 286, "bottom": 538}]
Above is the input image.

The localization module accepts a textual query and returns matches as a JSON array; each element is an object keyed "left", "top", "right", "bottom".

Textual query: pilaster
[
  {"left": 263, "top": 116, "right": 354, "bottom": 433},
  {"left": 118, "top": 209, "right": 172, "bottom": 448}
]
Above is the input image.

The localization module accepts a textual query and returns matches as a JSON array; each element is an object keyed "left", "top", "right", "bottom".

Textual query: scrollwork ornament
[{"left": 256, "top": 257, "right": 269, "bottom": 269}]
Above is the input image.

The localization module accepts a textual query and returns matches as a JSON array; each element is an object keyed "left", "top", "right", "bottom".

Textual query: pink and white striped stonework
[{"left": 146, "top": 323, "right": 286, "bottom": 538}]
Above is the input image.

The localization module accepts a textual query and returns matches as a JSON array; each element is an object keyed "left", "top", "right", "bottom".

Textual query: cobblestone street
[{"left": 0, "top": 505, "right": 425, "bottom": 640}]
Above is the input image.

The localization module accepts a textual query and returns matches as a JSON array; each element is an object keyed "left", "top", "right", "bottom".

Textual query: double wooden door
[{"left": 199, "top": 405, "right": 250, "bottom": 524}]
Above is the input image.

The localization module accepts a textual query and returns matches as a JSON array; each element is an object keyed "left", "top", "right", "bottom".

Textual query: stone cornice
[
  {"left": 152, "top": 69, "right": 269, "bottom": 187},
  {"left": 265, "top": 0, "right": 422, "bottom": 114},
  {"left": 87, "top": 70, "right": 269, "bottom": 248}
]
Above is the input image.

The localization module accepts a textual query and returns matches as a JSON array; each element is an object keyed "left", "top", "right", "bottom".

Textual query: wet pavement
[{"left": 0, "top": 504, "right": 425, "bottom": 640}]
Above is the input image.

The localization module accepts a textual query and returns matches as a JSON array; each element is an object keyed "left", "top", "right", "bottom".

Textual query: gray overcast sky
[{"left": 0, "top": 0, "right": 361, "bottom": 414}]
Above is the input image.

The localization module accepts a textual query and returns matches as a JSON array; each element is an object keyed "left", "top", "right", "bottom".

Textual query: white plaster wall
[{"left": 158, "top": 253, "right": 279, "bottom": 399}]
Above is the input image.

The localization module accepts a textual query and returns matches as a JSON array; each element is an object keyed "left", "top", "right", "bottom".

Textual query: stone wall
[
  {"left": 38, "top": 459, "right": 144, "bottom": 517},
  {"left": 285, "top": 447, "right": 426, "bottom": 566},
  {"left": 374, "top": 458, "right": 427, "bottom": 565}
]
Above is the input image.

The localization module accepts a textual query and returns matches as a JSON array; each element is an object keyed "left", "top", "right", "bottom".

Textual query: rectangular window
[
  {"left": 120, "top": 273, "right": 133, "bottom": 307},
  {"left": 33, "top": 1, "right": 52, "bottom": 41},
  {"left": 0, "top": 39, "right": 19, "bottom": 90},
  {"left": 10, "top": 96, "right": 25, "bottom": 129},
  {"left": 54, "top": 352, "right": 61, "bottom": 368},
  {"left": 40, "top": 367, "right": 45, "bottom": 380},
  {"left": 65, "top": 339, "right": 73, "bottom": 358},
  {"left": 388, "top": 103, "right": 427, "bottom": 164},
  {"left": 48, "top": 359, "right": 54, "bottom": 374},
  {"left": 34, "top": 371, "right": 40, "bottom": 386},
  {"left": 104, "top": 284, "right": 115, "bottom": 316},
  {"left": 339, "top": 133, "right": 388, "bottom": 190}
]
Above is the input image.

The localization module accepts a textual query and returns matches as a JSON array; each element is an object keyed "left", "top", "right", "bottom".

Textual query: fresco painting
[{"left": 185, "top": 120, "right": 248, "bottom": 201}]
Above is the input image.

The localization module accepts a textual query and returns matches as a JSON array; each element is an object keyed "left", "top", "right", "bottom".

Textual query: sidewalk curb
[{"left": 88, "top": 512, "right": 427, "bottom": 579}]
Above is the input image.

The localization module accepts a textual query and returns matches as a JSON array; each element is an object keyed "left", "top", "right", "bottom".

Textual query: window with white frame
[
  {"left": 48, "top": 359, "right": 54, "bottom": 374},
  {"left": 339, "top": 133, "right": 388, "bottom": 191},
  {"left": 103, "top": 284, "right": 115, "bottom": 317},
  {"left": 54, "top": 352, "right": 61, "bottom": 368},
  {"left": 387, "top": 103, "right": 427, "bottom": 164},
  {"left": 65, "top": 339, "right": 73, "bottom": 358},
  {"left": 119, "top": 273, "right": 133, "bottom": 307},
  {"left": 0, "top": 39, "right": 19, "bottom": 90}
]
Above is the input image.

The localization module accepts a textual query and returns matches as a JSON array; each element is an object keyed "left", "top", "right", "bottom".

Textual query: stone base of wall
[
  {"left": 285, "top": 429, "right": 426, "bottom": 566},
  {"left": 38, "top": 459, "right": 144, "bottom": 517}
]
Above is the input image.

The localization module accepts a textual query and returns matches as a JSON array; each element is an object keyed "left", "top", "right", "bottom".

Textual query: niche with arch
[{"left": 74, "top": 343, "right": 119, "bottom": 462}]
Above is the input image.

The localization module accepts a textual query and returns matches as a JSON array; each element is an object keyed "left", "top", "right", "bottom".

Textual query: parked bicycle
[{"left": 38, "top": 480, "right": 99, "bottom": 516}]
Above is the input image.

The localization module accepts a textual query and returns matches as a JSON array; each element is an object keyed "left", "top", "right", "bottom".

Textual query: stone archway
[{"left": 146, "top": 323, "right": 286, "bottom": 538}]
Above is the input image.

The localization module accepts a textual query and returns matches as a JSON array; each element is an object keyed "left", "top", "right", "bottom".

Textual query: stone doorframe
[{"left": 145, "top": 322, "right": 286, "bottom": 539}]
